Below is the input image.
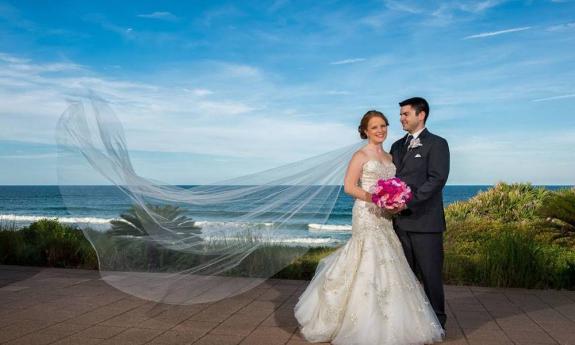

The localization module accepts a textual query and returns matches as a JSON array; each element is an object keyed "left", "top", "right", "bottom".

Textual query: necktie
[
  {"left": 401, "top": 134, "right": 412, "bottom": 159},
  {"left": 404, "top": 134, "right": 413, "bottom": 148}
]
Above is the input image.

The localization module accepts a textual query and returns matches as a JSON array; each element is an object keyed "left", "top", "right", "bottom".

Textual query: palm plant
[
  {"left": 538, "top": 188, "right": 575, "bottom": 243},
  {"left": 108, "top": 204, "right": 202, "bottom": 270},
  {"left": 109, "top": 204, "right": 201, "bottom": 237}
]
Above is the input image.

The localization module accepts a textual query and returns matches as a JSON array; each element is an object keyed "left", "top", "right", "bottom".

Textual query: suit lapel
[
  {"left": 399, "top": 128, "right": 429, "bottom": 171},
  {"left": 393, "top": 134, "right": 409, "bottom": 168},
  {"left": 400, "top": 145, "right": 413, "bottom": 167},
  {"left": 399, "top": 134, "right": 409, "bottom": 158}
]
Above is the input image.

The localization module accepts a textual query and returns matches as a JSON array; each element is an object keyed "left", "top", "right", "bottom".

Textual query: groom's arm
[
  {"left": 390, "top": 141, "right": 400, "bottom": 165},
  {"left": 407, "top": 138, "right": 450, "bottom": 207}
]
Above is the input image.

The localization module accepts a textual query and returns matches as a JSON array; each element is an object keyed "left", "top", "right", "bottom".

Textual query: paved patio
[{"left": 0, "top": 265, "right": 574, "bottom": 345}]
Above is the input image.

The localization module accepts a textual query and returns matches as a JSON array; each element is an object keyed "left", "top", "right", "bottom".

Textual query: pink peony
[{"left": 370, "top": 177, "right": 412, "bottom": 210}]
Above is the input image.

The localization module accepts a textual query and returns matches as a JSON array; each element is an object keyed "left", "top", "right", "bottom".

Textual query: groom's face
[{"left": 400, "top": 105, "right": 425, "bottom": 133}]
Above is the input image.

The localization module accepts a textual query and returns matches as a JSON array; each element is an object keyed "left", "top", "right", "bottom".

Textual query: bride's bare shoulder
[
  {"left": 383, "top": 151, "right": 393, "bottom": 161},
  {"left": 350, "top": 149, "right": 369, "bottom": 165}
]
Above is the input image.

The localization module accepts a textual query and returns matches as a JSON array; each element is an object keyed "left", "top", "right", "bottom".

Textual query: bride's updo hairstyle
[{"left": 358, "top": 110, "right": 389, "bottom": 139}]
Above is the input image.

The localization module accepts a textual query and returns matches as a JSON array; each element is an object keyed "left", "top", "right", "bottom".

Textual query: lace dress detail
[{"left": 294, "top": 160, "right": 444, "bottom": 345}]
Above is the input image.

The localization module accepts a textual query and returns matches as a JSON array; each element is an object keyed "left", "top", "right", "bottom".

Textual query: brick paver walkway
[{"left": 1, "top": 265, "right": 574, "bottom": 345}]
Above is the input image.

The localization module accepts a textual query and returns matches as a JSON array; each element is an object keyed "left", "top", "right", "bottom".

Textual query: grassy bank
[
  {"left": 442, "top": 183, "right": 575, "bottom": 289},
  {"left": 0, "top": 219, "right": 97, "bottom": 269},
  {"left": 0, "top": 218, "right": 332, "bottom": 281},
  {"left": 1, "top": 183, "right": 574, "bottom": 289}
]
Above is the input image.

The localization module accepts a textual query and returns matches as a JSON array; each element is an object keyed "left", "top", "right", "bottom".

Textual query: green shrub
[
  {"left": 477, "top": 225, "right": 575, "bottom": 289},
  {"left": 1, "top": 183, "right": 574, "bottom": 289},
  {"left": 444, "top": 251, "right": 480, "bottom": 285},
  {"left": 0, "top": 219, "right": 97, "bottom": 269},
  {"left": 446, "top": 183, "right": 549, "bottom": 223},
  {"left": 479, "top": 225, "right": 543, "bottom": 288},
  {"left": 538, "top": 188, "right": 575, "bottom": 245},
  {"left": 0, "top": 227, "right": 26, "bottom": 264},
  {"left": 273, "top": 247, "right": 337, "bottom": 280},
  {"left": 444, "top": 184, "right": 575, "bottom": 289}
]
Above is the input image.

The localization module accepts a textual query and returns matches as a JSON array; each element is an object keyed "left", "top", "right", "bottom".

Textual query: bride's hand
[
  {"left": 387, "top": 204, "right": 407, "bottom": 214},
  {"left": 366, "top": 192, "right": 373, "bottom": 203}
]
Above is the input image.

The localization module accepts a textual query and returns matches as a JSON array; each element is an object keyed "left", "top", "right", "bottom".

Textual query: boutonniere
[{"left": 408, "top": 137, "right": 422, "bottom": 150}]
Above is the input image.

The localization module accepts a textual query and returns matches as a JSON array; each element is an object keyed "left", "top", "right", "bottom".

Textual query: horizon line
[{"left": 0, "top": 184, "right": 573, "bottom": 187}]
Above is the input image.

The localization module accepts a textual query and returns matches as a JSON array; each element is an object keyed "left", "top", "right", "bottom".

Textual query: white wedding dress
[{"left": 294, "top": 160, "right": 445, "bottom": 345}]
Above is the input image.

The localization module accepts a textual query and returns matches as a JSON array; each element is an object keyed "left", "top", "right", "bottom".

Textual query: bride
[{"left": 294, "top": 110, "right": 445, "bottom": 345}]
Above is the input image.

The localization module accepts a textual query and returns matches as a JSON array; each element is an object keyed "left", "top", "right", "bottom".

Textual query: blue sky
[{"left": 0, "top": 0, "right": 574, "bottom": 185}]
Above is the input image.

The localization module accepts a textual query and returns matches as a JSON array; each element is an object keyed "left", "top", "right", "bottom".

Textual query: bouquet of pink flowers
[{"left": 371, "top": 177, "right": 413, "bottom": 210}]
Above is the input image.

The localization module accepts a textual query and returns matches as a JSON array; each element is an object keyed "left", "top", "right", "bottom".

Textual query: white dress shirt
[
  {"left": 410, "top": 127, "right": 426, "bottom": 140},
  {"left": 405, "top": 127, "right": 426, "bottom": 145}
]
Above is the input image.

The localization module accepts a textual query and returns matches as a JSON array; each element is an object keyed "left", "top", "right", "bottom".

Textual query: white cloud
[
  {"left": 183, "top": 88, "right": 213, "bottom": 97},
  {"left": 330, "top": 58, "right": 366, "bottom": 65},
  {"left": 223, "top": 64, "right": 262, "bottom": 78},
  {"left": 441, "top": 0, "right": 506, "bottom": 14},
  {"left": 137, "top": 11, "right": 178, "bottom": 21},
  {"left": 464, "top": 26, "right": 531, "bottom": 39},
  {"left": 0, "top": 53, "right": 29, "bottom": 64},
  {"left": 463, "top": 0, "right": 505, "bottom": 13},
  {"left": 0, "top": 2, "right": 36, "bottom": 31},
  {"left": 84, "top": 14, "right": 186, "bottom": 46},
  {"left": 359, "top": 12, "right": 390, "bottom": 29},
  {"left": 531, "top": 93, "right": 575, "bottom": 102},
  {"left": 547, "top": 22, "right": 575, "bottom": 32},
  {"left": 447, "top": 132, "right": 575, "bottom": 185},
  {"left": 365, "top": 1, "right": 507, "bottom": 27},
  {"left": 384, "top": 0, "right": 422, "bottom": 14},
  {"left": 326, "top": 90, "right": 351, "bottom": 95},
  {"left": 0, "top": 153, "right": 58, "bottom": 159},
  {"left": 428, "top": 1, "right": 507, "bottom": 26},
  {"left": 0, "top": 52, "right": 356, "bottom": 165}
]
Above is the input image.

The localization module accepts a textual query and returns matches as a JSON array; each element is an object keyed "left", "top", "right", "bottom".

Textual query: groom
[{"left": 390, "top": 97, "right": 450, "bottom": 328}]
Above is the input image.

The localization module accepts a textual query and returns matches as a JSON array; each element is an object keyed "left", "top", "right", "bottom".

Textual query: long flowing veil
[{"left": 56, "top": 95, "right": 363, "bottom": 304}]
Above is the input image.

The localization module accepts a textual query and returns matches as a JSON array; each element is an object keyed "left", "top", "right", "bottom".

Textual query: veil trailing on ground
[{"left": 56, "top": 95, "right": 363, "bottom": 304}]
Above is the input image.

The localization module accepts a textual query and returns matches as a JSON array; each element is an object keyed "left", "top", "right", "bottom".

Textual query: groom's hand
[{"left": 388, "top": 204, "right": 407, "bottom": 214}]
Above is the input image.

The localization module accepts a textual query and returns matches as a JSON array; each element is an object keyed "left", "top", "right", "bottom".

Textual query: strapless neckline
[
  {"left": 360, "top": 159, "right": 396, "bottom": 192},
  {"left": 365, "top": 159, "right": 394, "bottom": 167}
]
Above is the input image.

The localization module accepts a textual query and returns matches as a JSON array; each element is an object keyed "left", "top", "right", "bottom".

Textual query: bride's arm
[{"left": 344, "top": 152, "right": 372, "bottom": 202}]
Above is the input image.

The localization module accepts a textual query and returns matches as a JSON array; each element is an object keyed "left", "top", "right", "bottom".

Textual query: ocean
[{"left": 0, "top": 185, "right": 569, "bottom": 247}]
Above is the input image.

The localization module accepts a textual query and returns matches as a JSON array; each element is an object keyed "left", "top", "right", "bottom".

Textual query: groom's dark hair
[{"left": 399, "top": 97, "right": 430, "bottom": 123}]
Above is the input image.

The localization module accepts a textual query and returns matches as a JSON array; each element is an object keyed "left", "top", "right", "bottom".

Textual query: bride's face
[{"left": 365, "top": 116, "right": 388, "bottom": 144}]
